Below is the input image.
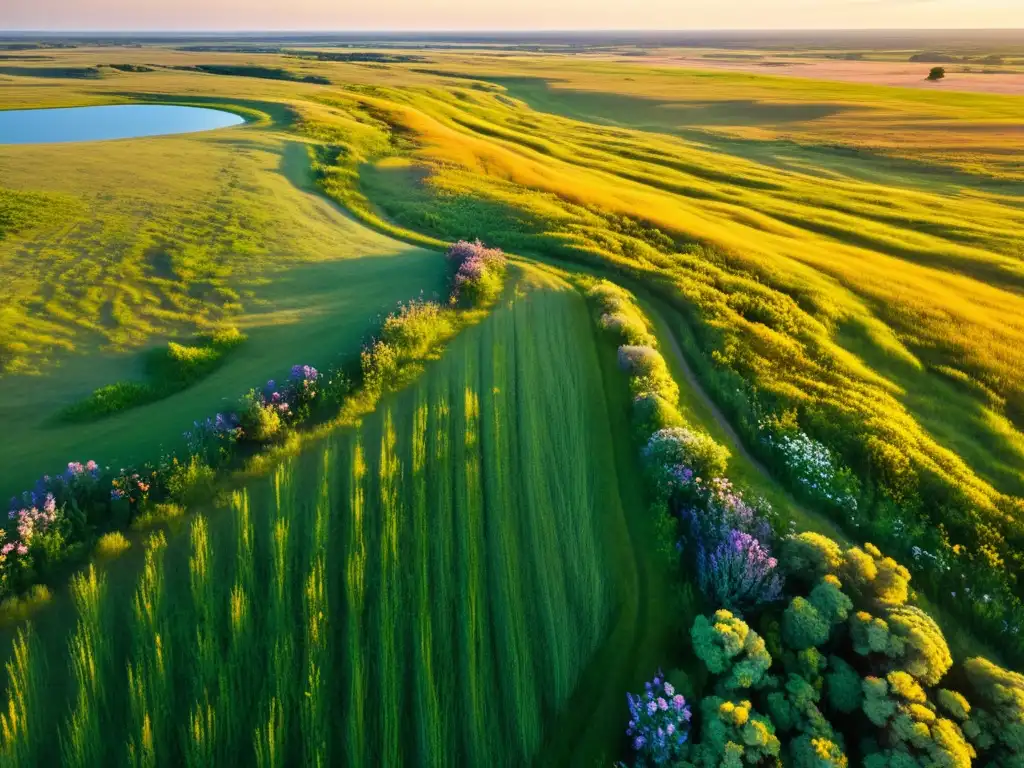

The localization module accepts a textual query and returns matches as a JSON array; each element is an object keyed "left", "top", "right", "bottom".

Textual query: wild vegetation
[
  {"left": 58, "top": 327, "right": 247, "bottom": 422},
  {"left": 0, "top": 241, "right": 503, "bottom": 610},
  {"left": 593, "top": 280, "right": 1024, "bottom": 767},
  {"left": 0, "top": 35, "right": 1022, "bottom": 766},
  {"left": 0, "top": 266, "right": 648, "bottom": 766}
]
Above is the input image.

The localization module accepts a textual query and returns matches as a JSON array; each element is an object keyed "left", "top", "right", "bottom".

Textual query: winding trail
[{"left": 637, "top": 289, "right": 849, "bottom": 543}]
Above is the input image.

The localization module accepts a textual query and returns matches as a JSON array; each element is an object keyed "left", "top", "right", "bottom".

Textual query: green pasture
[
  {"left": 0, "top": 125, "right": 446, "bottom": 497},
  {"left": 0, "top": 273, "right": 677, "bottom": 766}
]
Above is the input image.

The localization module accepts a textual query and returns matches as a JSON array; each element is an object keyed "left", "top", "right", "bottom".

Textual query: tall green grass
[{"left": 0, "top": 278, "right": 637, "bottom": 765}]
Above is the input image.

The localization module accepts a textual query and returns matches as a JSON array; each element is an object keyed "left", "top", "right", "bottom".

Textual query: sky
[{"left": 2, "top": 0, "right": 1023, "bottom": 32}]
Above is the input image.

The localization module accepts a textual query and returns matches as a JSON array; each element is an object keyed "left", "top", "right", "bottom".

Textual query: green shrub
[
  {"left": 166, "top": 456, "right": 216, "bottom": 502},
  {"left": 690, "top": 697, "right": 782, "bottom": 767},
  {"left": 783, "top": 597, "right": 831, "bottom": 651},
  {"left": 962, "top": 657, "right": 1024, "bottom": 760},
  {"left": 631, "top": 392, "right": 685, "bottom": 439},
  {"left": 59, "top": 381, "right": 154, "bottom": 422},
  {"left": 238, "top": 391, "right": 283, "bottom": 442},
  {"left": 692, "top": 609, "right": 772, "bottom": 691},
  {"left": 887, "top": 605, "right": 953, "bottom": 686},
  {"left": 825, "top": 657, "right": 863, "bottom": 715},
  {"left": 59, "top": 327, "right": 247, "bottom": 423},
  {"left": 779, "top": 533, "right": 844, "bottom": 585},
  {"left": 839, "top": 543, "right": 910, "bottom": 608},
  {"left": 379, "top": 300, "right": 454, "bottom": 362},
  {"left": 618, "top": 345, "right": 680, "bottom": 404}
]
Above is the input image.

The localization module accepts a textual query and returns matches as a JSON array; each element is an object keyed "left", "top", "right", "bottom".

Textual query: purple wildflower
[{"left": 697, "top": 528, "right": 783, "bottom": 612}]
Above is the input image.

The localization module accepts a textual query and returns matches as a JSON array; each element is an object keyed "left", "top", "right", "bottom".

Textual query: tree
[
  {"left": 840, "top": 543, "right": 910, "bottom": 607},
  {"left": 927, "top": 67, "right": 946, "bottom": 81},
  {"left": 690, "top": 697, "right": 782, "bottom": 767},
  {"left": 779, "top": 533, "right": 843, "bottom": 586},
  {"left": 962, "top": 656, "right": 1024, "bottom": 762},
  {"left": 692, "top": 610, "right": 773, "bottom": 691},
  {"left": 887, "top": 605, "right": 952, "bottom": 686},
  {"left": 862, "top": 672, "right": 975, "bottom": 767}
]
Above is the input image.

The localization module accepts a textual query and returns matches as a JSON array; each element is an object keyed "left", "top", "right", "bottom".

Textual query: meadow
[
  {"left": 0, "top": 34, "right": 1023, "bottom": 766},
  {"left": 0, "top": 271, "right": 674, "bottom": 766}
]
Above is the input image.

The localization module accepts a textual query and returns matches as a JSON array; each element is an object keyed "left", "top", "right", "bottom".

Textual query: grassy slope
[
  {"left": 0, "top": 121, "right": 446, "bottom": 497},
  {"left": 0, "top": 270, "right": 675, "bottom": 766},
  {"left": 4, "top": 49, "right": 1023, "bottom": 508}
]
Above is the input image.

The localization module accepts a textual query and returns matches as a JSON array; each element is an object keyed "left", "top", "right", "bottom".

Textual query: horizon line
[{"left": 2, "top": 27, "right": 1024, "bottom": 34}]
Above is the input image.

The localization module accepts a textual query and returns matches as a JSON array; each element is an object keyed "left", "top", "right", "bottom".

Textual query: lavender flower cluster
[
  {"left": 696, "top": 529, "right": 783, "bottom": 612},
  {"left": 446, "top": 240, "right": 507, "bottom": 305},
  {"left": 681, "top": 481, "right": 783, "bottom": 614},
  {"left": 626, "top": 671, "right": 691, "bottom": 765},
  {"left": 2, "top": 461, "right": 104, "bottom": 590},
  {"left": 185, "top": 412, "right": 243, "bottom": 459},
  {"left": 259, "top": 365, "right": 321, "bottom": 417}
]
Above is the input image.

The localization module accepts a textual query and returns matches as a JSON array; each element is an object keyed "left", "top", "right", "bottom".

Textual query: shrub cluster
[
  {"left": 591, "top": 280, "right": 782, "bottom": 615},
  {"left": 590, "top": 280, "right": 1024, "bottom": 767},
  {"left": 446, "top": 239, "right": 507, "bottom": 307}
]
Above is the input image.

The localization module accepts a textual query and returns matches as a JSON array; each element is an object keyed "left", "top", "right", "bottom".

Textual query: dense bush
[
  {"left": 446, "top": 239, "right": 507, "bottom": 307},
  {"left": 59, "top": 327, "right": 248, "bottom": 423},
  {"left": 643, "top": 428, "right": 730, "bottom": 502},
  {"left": 592, "top": 280, "right": 1024, "bottom": 767},
  {"left": 626, "top": 672, "right": 693, "bottom": 764},
  {"left": 623, "top": 532, "right": 1024, "bottom": 767}
]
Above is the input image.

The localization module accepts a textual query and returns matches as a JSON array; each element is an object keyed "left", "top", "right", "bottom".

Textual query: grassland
[
  {"left": 0, "top": 273, "right": 675, "bottom": 765},
  {"left": 0, "top": 87, "right": 448, "bottom": 496},
  {"left": 1, "top": 36, "right": 1024, "bottom": 763}
]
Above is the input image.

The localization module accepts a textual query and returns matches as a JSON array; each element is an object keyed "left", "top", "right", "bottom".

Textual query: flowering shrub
[
  {"left": 185, "top": 412, "right": 243, "bottom": 465},
  {"left": 643, "top": 428, "right": 730, "bottom": 502},
  {"left": 111, "top": 466, "right": 158, "bottom": 511},
  {"left": 619, "top": 345, "right": 680, "bottom": 405},
  {"left": 587, "top": 280, "right": 657, "bottom": 347},
  {"left": 625, "top": 672, "right": 692, "bottom": 765},
  {"left": 288, "top": 364, "right": 320, "bottom": 416},
  {"left": 9, "top": 494, "right": 59, "bottom": 544},
  {"left": 697, "top": 529, "right": 783, "bottom": 613},
  {"left": 239, "top": 389, "right": 284, "bottom": 442},
  {"left": 759, "top": 422, "right": 859, "bottom": 513},
  {"left": 446, "top": 239, "right": 507, "bottom": 307}
]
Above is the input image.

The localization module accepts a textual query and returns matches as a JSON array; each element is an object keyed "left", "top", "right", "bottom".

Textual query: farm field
[
  {"left": 0, "top": 271, "right": 674, "bottom": 766},
  {"left": 1, "top": 29, "right": 1024, "bottom": 767}
]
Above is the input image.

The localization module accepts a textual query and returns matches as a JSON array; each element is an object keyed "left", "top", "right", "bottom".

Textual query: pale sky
[{"left": 2, "top": 0, "right": 1023, "bottom": 32}]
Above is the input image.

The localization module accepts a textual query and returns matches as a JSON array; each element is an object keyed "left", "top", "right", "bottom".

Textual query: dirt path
[{"left": 637, "top": 291, "right": 849, "bottom": 543}]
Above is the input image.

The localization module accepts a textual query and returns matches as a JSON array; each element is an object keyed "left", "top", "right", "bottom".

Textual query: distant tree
[{"left": 927, "top": 67, "right": 946, "bottom": 81}]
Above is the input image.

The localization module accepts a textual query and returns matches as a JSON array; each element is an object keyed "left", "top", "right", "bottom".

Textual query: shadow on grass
[
  {"left": 492, "top": 75, "right": 856, "bottom": 127},
  {"left": 493, "top": 75, "right": 1024, "bottom": 193}
]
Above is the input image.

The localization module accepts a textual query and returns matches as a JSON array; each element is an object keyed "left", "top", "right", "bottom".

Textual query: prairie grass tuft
[{"left": 95, "top": 531, "right": 131, "bottom": 558}]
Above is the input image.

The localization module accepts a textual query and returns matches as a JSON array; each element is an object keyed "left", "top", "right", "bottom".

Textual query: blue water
[{"left": 0, "top": 104, "right": 245, "bottom": 145}]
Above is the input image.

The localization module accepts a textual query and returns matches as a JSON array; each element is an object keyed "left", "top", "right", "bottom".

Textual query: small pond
[{"left": 0, "top": 104, "right": 245, "bottom": 145}]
